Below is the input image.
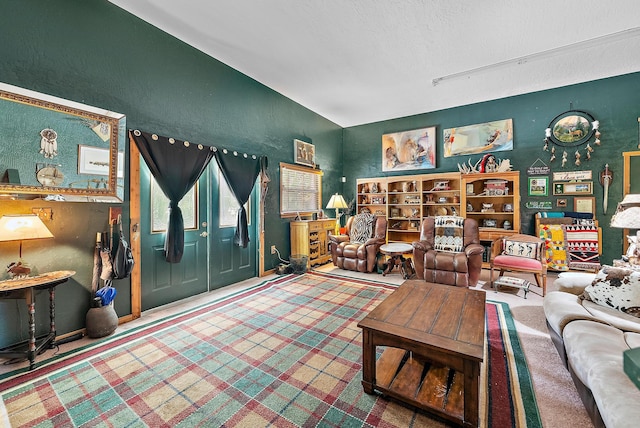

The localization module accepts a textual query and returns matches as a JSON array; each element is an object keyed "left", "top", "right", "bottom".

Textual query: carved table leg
[
  {"left": 361, "top": 328, "right": 375, "bottom": 394},
  {"left": 49, "top": 286, "right": 56, "bottom": 348},
  {"left": 26, "top": 288, "right": 36, "bottom": 370}
]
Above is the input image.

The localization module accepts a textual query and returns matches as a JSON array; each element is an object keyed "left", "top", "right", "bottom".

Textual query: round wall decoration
[
  {"left": 543, "top": 110, "right": 600, "bottom": 166},
  {"left": 548, "top": 110, "right": 595, "bottom": 147}
]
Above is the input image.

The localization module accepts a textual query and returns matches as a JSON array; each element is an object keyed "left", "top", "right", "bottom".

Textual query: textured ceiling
[{"left": 109, "top": 0, "right": 640, "bottom": 127}]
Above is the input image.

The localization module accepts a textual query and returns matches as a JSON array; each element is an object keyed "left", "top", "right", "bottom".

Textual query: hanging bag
[{"left": 112, "top": 214, "right": 134, "bottom": 279}]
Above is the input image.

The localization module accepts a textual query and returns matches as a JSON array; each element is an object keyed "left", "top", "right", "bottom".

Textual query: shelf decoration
[
  {"left": 543, "top": 110, "right": 600, "bottom": 167},
  {"left": 457, "top": 153, "right": 513, "bottom": 174}
]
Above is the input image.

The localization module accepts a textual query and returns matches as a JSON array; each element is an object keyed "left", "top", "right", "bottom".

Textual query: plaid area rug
[{"left": 0, "top": 272, "right": 541, "bottom": 427}]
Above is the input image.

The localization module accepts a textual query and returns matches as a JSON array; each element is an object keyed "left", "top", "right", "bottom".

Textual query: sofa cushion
[
  {"left": 563, "top": 320, "right": 627, "bottom": 388},
  {"left": 582, "top": 266, "right": 640, "bottom": 317},
  {"left": 543, "top": 291, "right": 603, "bottom": 338},
  {"left": 493, "top": 254, "right": 543, "bottom": 270},
  {"left": 433, "top": 216, "right": 465, "bottom": 252},
  {"left": 582, "top": 300, "right": 640, "bottom": 334},
  {"left": 555, "top": 272, "right": 597, "bottom": 295},
  {"left": 625, "top": 332, "right": 640, "bottom": 349},
  {"left": 350, "top": 213, "right": 374, "bottom": 244},
  {"left": 587, "top": 346, "right": 640, "bottom": 428}
]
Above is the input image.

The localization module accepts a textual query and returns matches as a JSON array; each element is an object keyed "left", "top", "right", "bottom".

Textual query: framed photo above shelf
[
  {"left": 553, "top": 181, "right": 593, "bottom": 195},
  {"left": 528, "top": 177, "right": 549, "bottom": 197}
]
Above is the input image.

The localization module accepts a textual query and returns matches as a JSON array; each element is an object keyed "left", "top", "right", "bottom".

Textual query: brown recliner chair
[
  {"left": 412, "top": 216, "right": 484, "bottom": 287},
  {"left": 329, "top": 213, "right": 387, "bottom": 273}
]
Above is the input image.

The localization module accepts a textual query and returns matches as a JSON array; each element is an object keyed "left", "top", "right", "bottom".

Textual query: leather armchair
[
  {"left": 412, "top": 216, "right": 484, "bottom": 287},
  {"left": 329, "top": 214, "right": 387, "bottom": 273}
]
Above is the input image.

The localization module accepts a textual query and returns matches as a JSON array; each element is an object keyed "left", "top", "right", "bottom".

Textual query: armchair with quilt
[
  {"left": 412, "top": 216, "right": 484, "bottom": 287},
  {"left": 329, "top": 213, "right": 387, "bottom": 273}
]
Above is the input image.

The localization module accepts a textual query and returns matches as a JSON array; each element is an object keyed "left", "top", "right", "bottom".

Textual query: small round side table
[{"left": 379, "top": 243, "right": 415, "bottom": 279}]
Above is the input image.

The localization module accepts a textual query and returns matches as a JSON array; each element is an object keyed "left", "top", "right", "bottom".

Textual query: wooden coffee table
[{"left": 358, "top": 280, "right": 486, "bottom": 427}]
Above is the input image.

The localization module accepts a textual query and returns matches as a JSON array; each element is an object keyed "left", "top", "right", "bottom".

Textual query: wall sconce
[
  {"left": 0, "top": 214, "right": 54, "bottom": 277},
  {"left": 326, "top": 193, "right": 348, "bottom": 235}
]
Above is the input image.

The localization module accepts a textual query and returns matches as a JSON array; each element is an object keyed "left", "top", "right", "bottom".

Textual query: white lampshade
[
  {"left": 326, "top": 193, "right": 348, "bottom": 210},
  {"left": 611, "top": 194, "right": 640, "bottom": 229}
]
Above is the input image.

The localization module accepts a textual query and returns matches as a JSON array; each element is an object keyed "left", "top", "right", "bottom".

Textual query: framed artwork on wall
[
  {"left": 574, "top": 196, "right": 596, "bottom": 215},
  {"left": 553, "top": 181, "right": 593, "bottom": 195},
  {"left": 294, "top": 139, "right": 315, "bottom": 167},
  {"left": 528, "top": 177, "right": 549, "bottom": 196},
  {"left": 443, "top": 118, "right": 513, "bottom": 158},
  {"left": 382, "top": 126, "right": 436, "bottom": 172}
]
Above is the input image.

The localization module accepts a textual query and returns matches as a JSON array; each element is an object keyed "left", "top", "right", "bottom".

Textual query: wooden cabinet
[
  {"left": 421, "top": 172, "right": 462, "bottom": 218},
  {"left": 461, "top": 171, "right": 520, "bottom": 266},
  {"left": 357, "top": 173, "right": 464, "bottom": 244},
  {"left": 387, "top": 175, "right": 423, "bottom": 243},
  {"left": 290, "top": 219, "right": 336, "bottom": 267},
  {"left": 355, "top": 171, "right": 521, "bottom": 267},
  {"left": 357, "top": 179, "right": 388, "bottom": 217}
]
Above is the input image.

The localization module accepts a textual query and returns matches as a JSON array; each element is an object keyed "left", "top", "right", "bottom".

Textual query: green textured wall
[
  {"left": 0, "top": 0, "right": 342, "bottom": 346},
  {"left": 1, "top": 0, "right": 638, "bottom": 347},
  {"left": 343, "top": 72, "right": 640, "bottom": 265}
]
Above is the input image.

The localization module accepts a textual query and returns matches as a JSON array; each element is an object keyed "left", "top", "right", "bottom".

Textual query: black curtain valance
[
  {"left": 131, "top": 130, "right": 268, "bottom": 262},
  {"left": 214, "top": 149, "right": 262, "bottom": 247},
  {"left": 131, "top": 130, "right": 214, "bottom": 263}
]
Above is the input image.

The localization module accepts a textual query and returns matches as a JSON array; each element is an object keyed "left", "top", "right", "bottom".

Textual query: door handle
[{"left": 200, "top": 231, "right": 208, "bottom": 237}]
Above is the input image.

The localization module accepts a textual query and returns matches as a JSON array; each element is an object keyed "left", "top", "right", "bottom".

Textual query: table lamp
[
  {"left": 326, "top": 193, "right": 348, "bottom": 235},
  {"left": 0, "top": 214, "right": 54, "bottom": 277},
  {"left": 610, "top": 194, "right": 640, "bottom": 264}
]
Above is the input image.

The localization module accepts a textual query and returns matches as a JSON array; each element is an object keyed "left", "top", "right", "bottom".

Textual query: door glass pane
[
  {"left": 151, "top": 177, "right": 197, "bottom": 232},
  {"left": 219, "top": 171, "right": 250, "bottom": 228}
]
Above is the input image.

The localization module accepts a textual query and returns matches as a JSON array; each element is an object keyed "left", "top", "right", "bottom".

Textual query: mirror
[{"left": 0, "top": 82, "right": 125, "bottom": 202}]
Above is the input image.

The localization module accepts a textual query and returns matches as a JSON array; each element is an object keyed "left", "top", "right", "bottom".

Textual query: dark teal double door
[{"left": 139, "top": 159, "right": 257, "bottom": 311}]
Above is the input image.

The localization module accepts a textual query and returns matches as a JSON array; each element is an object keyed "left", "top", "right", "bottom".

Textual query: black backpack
[{"left": 112, "top": 215, "right": 134, "bottom": 279}]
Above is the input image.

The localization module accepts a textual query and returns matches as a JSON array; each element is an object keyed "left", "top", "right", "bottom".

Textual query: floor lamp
[{"left": 326, "top": 193, "right": 348, "bottom": 235}]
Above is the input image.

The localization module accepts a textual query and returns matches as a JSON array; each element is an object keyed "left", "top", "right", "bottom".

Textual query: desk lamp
[
  {"left": 0, "top": 214, "right": 54, "bottom": 277},
  {"left": 326, "top": 193, "right": 348, "bottom": 235},
  {"left": 610, "top": 194, "right": 640, "bottom": 264}
]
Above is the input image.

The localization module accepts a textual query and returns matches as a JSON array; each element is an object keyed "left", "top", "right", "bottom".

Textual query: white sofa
[{"left": 544, "top": 271, "right": 640, "bottom": 428}]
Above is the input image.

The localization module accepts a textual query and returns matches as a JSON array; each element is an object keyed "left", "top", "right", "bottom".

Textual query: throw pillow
[
  {"left": 581, "top": 265, "right": 640, "bottom": 317},
  {"left": 502, "top": 239, "right": 542, "bottom": 259},
  {"left": 350, "top": 213, "right": 375, "bottom": 244},
  {"left": 433, "top": 216, "right": 465, "bottom": 252}
]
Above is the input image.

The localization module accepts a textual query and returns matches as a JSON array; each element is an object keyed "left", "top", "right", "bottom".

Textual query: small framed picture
[
  {"left": 574, "top": 196, "right": 596, "bottom": 215},
  {"left": 293, "top": 139, "right": 315, "bottom": 167},
  {"left": 553, "top": 181, "right": 593, "bottom": 195},
  {"left": 528, "top": 177, "right": 549, "bottom": 196},
  {"left": 466, "top": 183, "right": 475, "bottom": 195},
  {"left": 556, "top": 198, "right": 567, "bottom": 208}
]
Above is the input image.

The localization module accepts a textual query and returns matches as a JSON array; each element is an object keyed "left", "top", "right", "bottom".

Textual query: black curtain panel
[
  {"left": 214, "top": 150, "right": 265, "bottom": 247},
  {"left": 131, "top": 130, "right": 214, "bottom": 263}
]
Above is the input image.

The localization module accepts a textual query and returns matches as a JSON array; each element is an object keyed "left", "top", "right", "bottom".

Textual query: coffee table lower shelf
[{"left": 368, "top": 347, "right": 465, "bottom": 424}]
